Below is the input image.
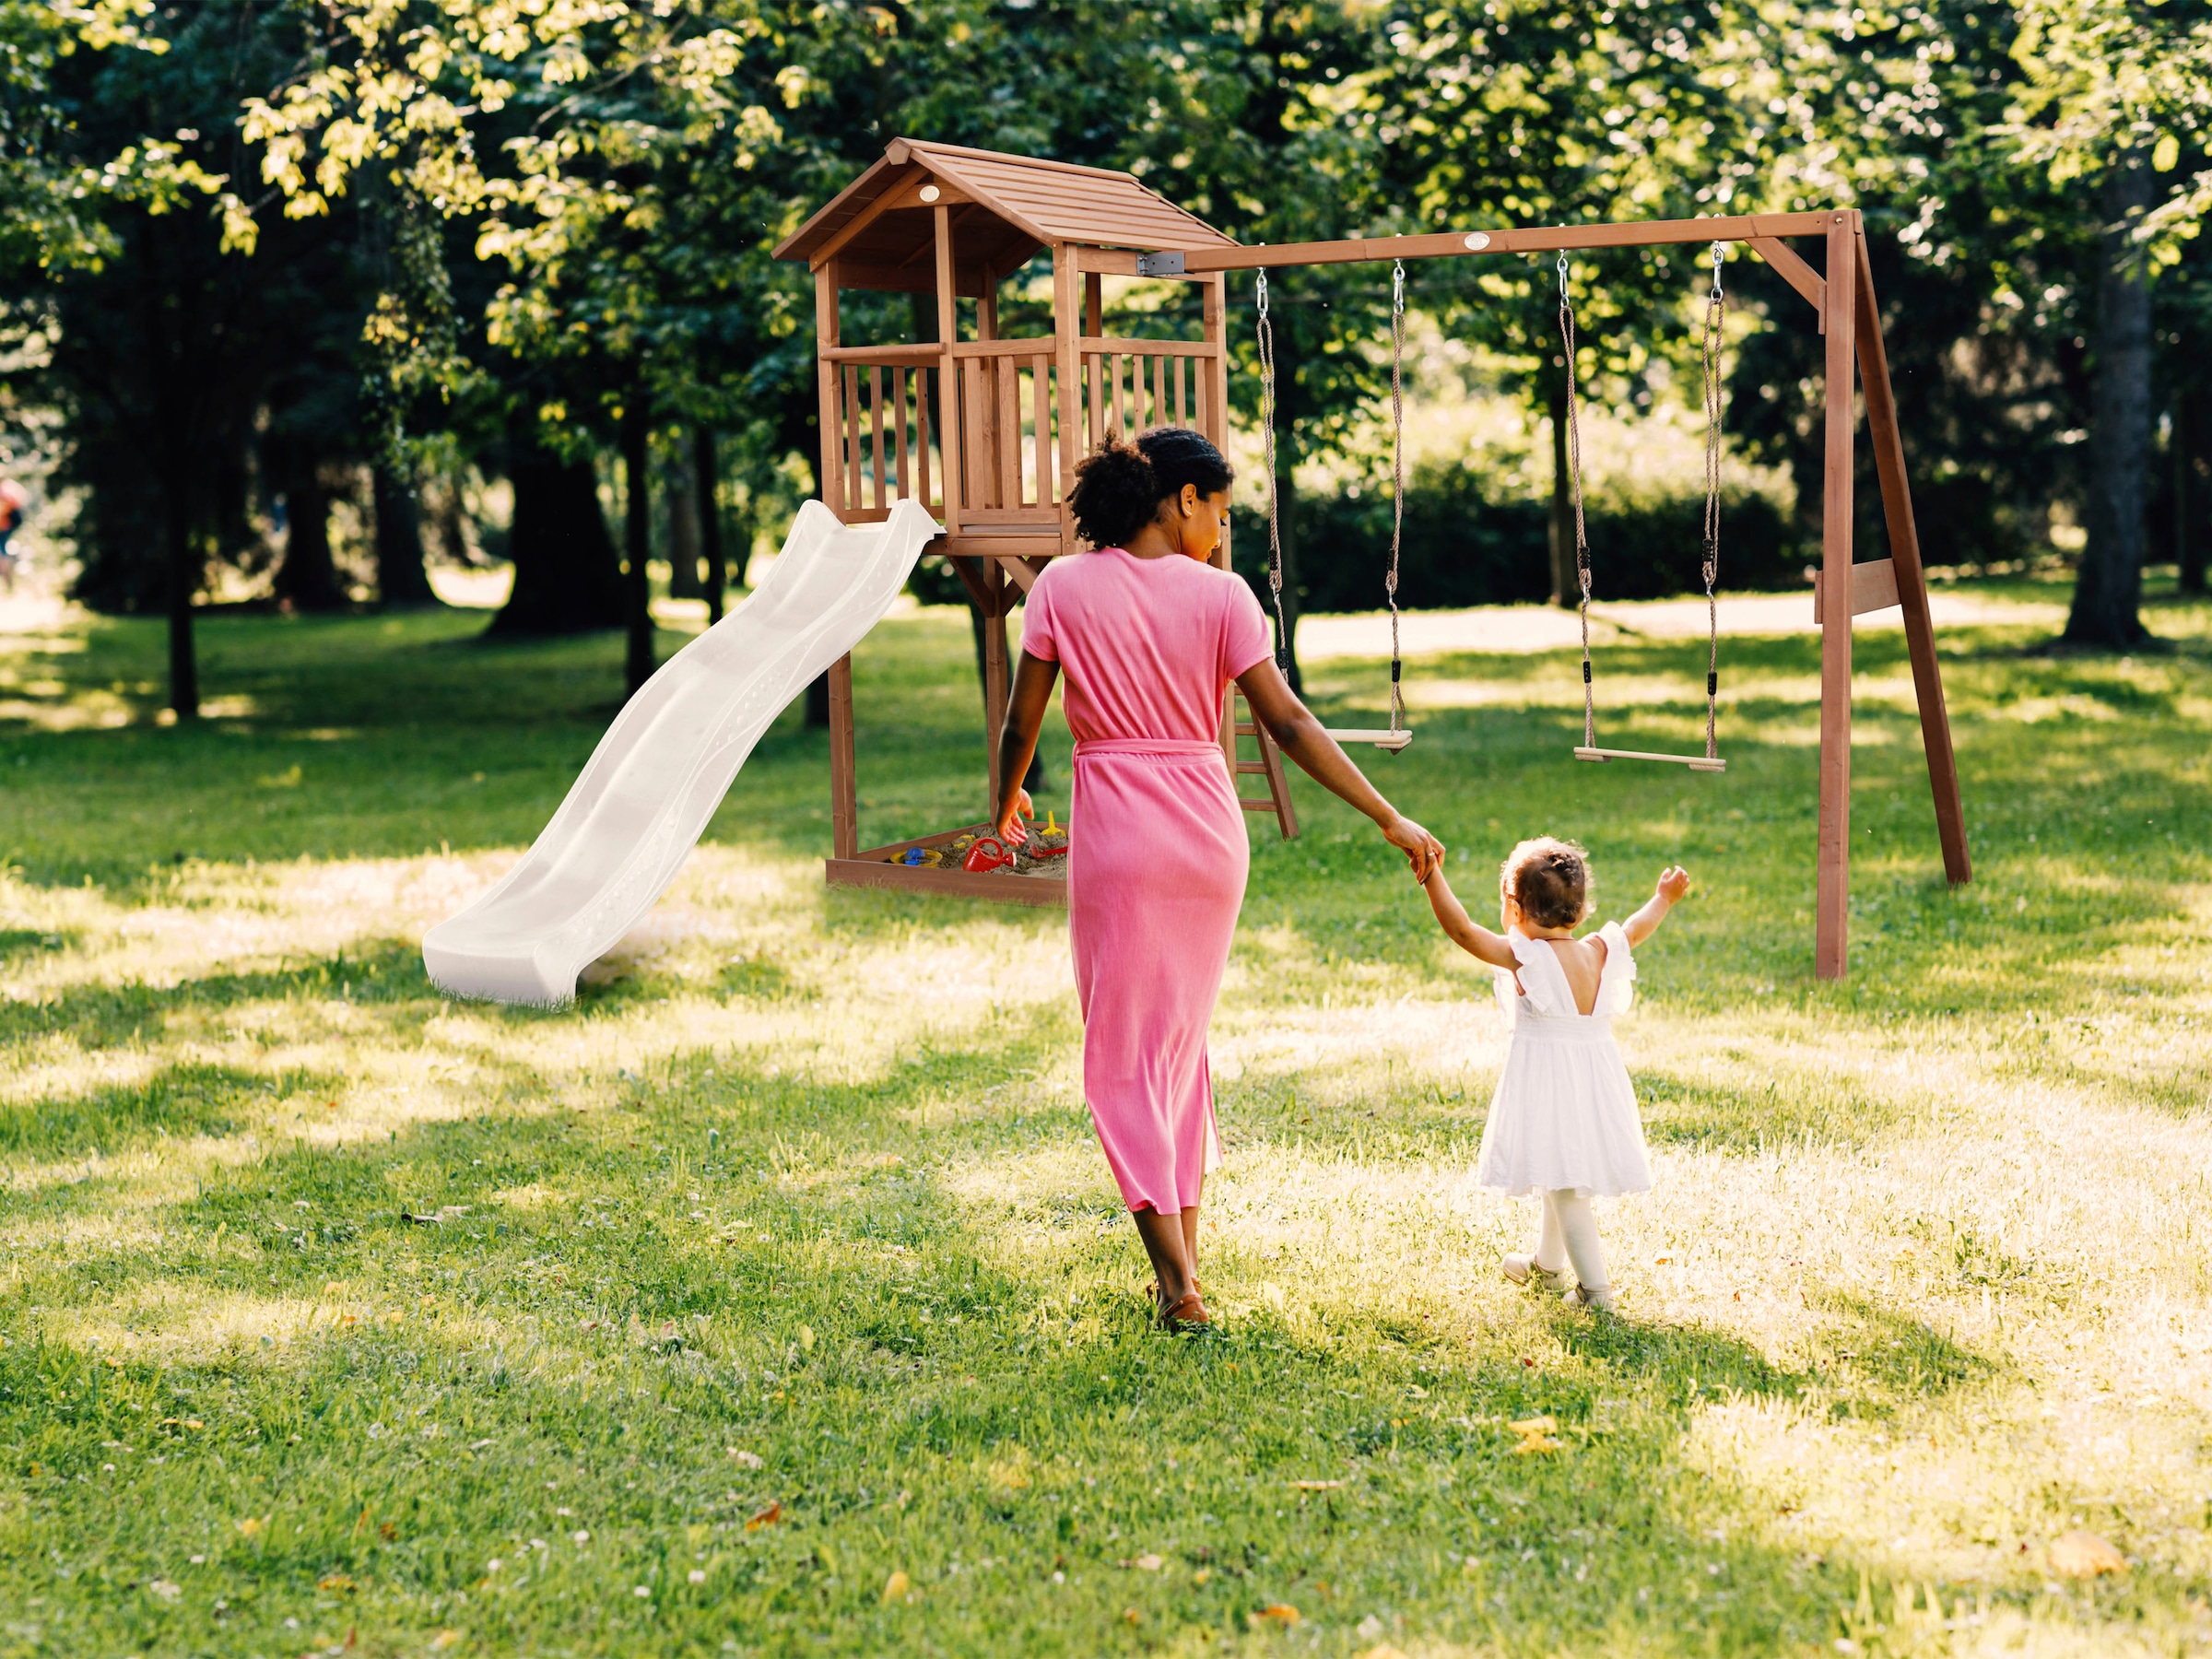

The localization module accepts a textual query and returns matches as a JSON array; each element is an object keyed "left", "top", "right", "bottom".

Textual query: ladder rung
[
  {"left": 1239, "top": 798, "right": 1280, "bottom": 812},
  {"left": 1234, "top": 761, "right": 1269, "bottom": 774},
  {"left": 1574, "top": 746, "right": 1725, "bottom": 772},
  {"left": 1235, "top": 724, "right": 1259, "bottom": 736}
]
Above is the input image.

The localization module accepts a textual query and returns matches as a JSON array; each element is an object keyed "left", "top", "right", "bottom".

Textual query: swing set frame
[
  {"left": 778, "top": 140, "right": 1969, "bottom": 979},
  {"left": 1144, "top": 206, "right": 1971, "bottom": 981}
]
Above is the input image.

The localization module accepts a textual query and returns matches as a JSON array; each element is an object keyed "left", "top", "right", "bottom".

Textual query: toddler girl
[{"left": 1421, "top": 838, "right": 1690, "bottom": 1311}]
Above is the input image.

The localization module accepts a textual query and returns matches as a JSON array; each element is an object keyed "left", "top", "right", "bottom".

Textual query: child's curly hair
[
  {"left": 1500, "top": 837, "right": 1593, "bottom": 931},
  {"left": 1065, "top": 428, "right": 1234, "bottom": 548}
]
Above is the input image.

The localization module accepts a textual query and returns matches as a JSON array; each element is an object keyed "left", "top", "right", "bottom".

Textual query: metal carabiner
[
  {"left": 1392, "top": 258, "right": 1405, "bottom": 315},
  {"left": 1710, "top": 240, "right": 1724, "bottom": 299},
  {"left": 1556, "top": 250, "right": 1570, "bottom": 294},
  {"left": 1255, "top": 268, "right": 1269, "bottom": 321}
]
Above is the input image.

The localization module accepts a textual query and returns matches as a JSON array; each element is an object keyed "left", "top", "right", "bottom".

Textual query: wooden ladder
[{"left": 1221, "top": 687, "right": 1298, "bottom": 840}]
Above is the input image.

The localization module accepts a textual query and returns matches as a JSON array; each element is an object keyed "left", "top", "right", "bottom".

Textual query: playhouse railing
[{"left": 820, "top": 335, "right": 1225, "bottom": 536}]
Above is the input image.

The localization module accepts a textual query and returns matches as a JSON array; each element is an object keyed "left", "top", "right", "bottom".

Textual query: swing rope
[
  {"left": 1561, "top": 253, "right": 1595, "bottom": 751},
  {"left": 1254, "top": 265, "right": 1413, "bottom": 749},
  {"left": 1700, "top": 240, "right": 1724, "bottom": 764},
  {"left": 1386, "top": 259, "right": 1406, "bottom": 735},
  {"left": 1563, "top": 243, "right": 1728, "bottom": 773},
  {"left": 1256, "top": 269, "right": 1289, "bottom": 673}
]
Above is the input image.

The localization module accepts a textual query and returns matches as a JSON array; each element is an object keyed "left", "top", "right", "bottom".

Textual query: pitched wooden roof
[{"left": 773, "top": 139, "right": 1234, "bottom": 286}]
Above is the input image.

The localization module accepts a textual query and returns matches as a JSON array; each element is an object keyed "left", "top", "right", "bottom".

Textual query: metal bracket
[{"left": 1135, "top": 250, "right": 1186, "bottom": 276}]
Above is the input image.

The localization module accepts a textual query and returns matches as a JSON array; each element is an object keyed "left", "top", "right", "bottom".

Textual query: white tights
[{"left": 1533, "top": 1189, "right": 1610, "bottom": 1295}]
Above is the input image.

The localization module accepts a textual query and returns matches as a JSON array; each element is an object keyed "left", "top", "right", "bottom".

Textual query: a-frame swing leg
[
  {"left": 1816, "top": 212, "right": 1858, "bottom": 981},
  {"left": 1853, "top": 229, "right": 1971, "bottom": 890}
]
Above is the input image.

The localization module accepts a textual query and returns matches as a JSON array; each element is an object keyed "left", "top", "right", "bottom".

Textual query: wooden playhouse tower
[
  {"left": 772, "top": 138, "right": 1300, "bottom": 908},
  {"left": 777, "top": 139, "right": 1971, "bottom": 979}
]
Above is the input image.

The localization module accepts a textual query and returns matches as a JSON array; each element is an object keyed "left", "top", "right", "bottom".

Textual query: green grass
[{"left": 0, "top": 573, "right": 2208, "bottom": 1657}]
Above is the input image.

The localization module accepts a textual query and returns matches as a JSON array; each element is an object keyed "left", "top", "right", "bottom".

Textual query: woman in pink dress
[{"left": 994, "top": 429, "right": 1443, "bottom": 1330}]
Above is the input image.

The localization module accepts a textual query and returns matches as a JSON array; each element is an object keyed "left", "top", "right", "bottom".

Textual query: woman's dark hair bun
[{"left": 1067, "top": 427, "right": 1234, "bottom": 549}]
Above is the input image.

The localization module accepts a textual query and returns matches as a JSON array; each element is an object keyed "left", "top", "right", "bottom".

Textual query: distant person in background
[{"left": 0, "top": 479, "right": 27, "bottom": 594}]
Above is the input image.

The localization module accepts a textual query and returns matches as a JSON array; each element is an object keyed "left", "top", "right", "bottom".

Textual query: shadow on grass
[
  {"left": 1638, "top": 1067, "right": 1901, "bottom": 1155},
  {"left": 0, "top": 1059, "right": 344, "bottom": 1162}
]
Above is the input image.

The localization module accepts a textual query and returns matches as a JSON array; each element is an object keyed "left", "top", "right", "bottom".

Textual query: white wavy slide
[{"left": 423, "top": 498, "right": 943, "bottom": 1006}]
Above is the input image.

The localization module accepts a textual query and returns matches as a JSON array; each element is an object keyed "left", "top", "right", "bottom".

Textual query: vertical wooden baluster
[
  {"left": 998, "top": 350, "right": 1020, "bottom": 509},
  {"left": 842, "top": 365, "right": 862, "bottom": 513},
  {"left": 893, "top": 367, "right": 911, "bottom": 501},
  {"left": 869, "top": 366, "right": 886, "bottom": 512},
  {"left": 1112, "top": 355, "right": 1126, "bottom": 440},
  {"left": 1033, "top": 354, "right": 1052, "bottom": 508},
  {"left": 1087, "top": 351, "right": 1103, "bottom": 450},
  {"left": 918, "top": 366, "right": 933, "bottom": 512},
  {"left": 1172, "top": 355, "right": 1186, "bottom": 425}
]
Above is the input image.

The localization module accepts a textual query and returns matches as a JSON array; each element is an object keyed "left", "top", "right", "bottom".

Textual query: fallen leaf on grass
[
  {"left": 147, "top": 1579, "right": 181, "bottom": 1599},
  {"left": 882, "top": 1570, "right": 910, "bottom": 1603},
  {"left": 236, "top": 1517, "right": 266, "bottom": 1539},
  {"left": 1249, "top": 1604, "right": 1301, "bottom": 1627},
  {"left": 1128, "top": 1554, "right": 1163, "bottom": 1571},
  {"left": 1508, "top": 1416, "right": 1558, "bottom": 1436},
  {"left": 746, "top": 1501, "right": 782, "bottom": 1531},
  {"left": 726, "top": 1448, "right": 764, "bottom": 1469},
  {"left": 428, "top": 1634, "right": 462, "bottom": 1652},
  {"left": 2049, "top": 1531, "right": 2126, "bottom": 1577},
  {"left": 1288, "top": 1480, "right": 1343, "bottom": 1491},
  {"left": 318, "top": 1574, "right": 357, "bottom": 1593}
]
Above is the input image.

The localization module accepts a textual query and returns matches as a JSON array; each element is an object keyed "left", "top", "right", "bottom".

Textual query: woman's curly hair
[
  {"left": 1065, "top": 427, "right": 1234, "bottom": 549},
  {"left": 1500, "top": 837, "right": 1593, "bottom": 930}
]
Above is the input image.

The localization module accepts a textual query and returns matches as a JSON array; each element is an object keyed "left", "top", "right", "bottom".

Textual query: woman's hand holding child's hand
[{"left": 1382, "top": 815, "right": 1445, "bottom": 883}]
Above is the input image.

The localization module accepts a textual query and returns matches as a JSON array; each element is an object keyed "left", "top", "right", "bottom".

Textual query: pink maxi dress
[{"left": 1019, "top": 547, "right": 1274, "bottom": 1215}]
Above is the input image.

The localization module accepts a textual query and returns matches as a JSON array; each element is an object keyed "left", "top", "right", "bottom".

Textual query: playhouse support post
[
  {"left": 815, "top": 265, "right": 843, "bottom": 516},
  {"left": 983, "top": 558, "right": 1009, "bottom": 820},
  {"left": 934, "top": 206, "right": 962, "bottom": 535},
  {"left": 1816, "top": 211, "right": 1859, "bottom": 980},
  {"left": 1853, "top": 229, "right": 1971, "bottom": 888},
  {"left": 1053, "top": 243, "right": 1080, "bottom": 532},
  {"left": 829, "top": 655, "right": 858, "bottom": 860}
]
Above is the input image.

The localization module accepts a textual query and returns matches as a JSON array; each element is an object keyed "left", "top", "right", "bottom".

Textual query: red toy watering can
[{"left": 961, "top": 836, "right": 1017, "bottom": 874}]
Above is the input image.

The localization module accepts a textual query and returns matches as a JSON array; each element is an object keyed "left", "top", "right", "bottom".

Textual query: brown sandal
[{"left": 1159, "top": 1289, "right": 1212, "bottom": 1331}]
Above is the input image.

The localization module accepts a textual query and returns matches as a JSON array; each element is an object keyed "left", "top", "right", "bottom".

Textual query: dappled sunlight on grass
[{"left": 0, "top": 581, "right": 2208, "bottom": 1653}]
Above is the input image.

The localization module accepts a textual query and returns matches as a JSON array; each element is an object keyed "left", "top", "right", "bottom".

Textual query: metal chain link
[
  {"left": 1387, "top": 259, "right": 1406, "bottom": 733},
  {"left": 1701, "top": 241, "right": 1724, "bottom": 762},
  {"left": 1256, "top": 270, "right": 1289, "bottom": 673},
  {"left": 1559, "top": 253, "right": 1594, "bottom": 750}
]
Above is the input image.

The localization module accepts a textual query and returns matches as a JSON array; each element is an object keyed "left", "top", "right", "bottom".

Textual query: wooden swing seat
[
  {"left": 1324, "top": 727, "right": 1414, "bottom": 752},
  {"left": 1574, "top": 746, "right": 1725, "bottom": 772}
]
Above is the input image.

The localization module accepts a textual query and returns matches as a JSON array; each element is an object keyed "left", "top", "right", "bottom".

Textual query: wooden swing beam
[{"left": 1138, "top": 207, "right": 1971, "bottom": 980}]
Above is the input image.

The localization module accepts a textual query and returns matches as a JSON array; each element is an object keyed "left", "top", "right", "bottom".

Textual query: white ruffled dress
[{"left": 1474, "top": 924, "right": 1653, "bottom": 1198}]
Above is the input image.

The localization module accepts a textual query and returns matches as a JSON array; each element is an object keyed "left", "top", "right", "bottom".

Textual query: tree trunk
[
  {"left": 665, "top": 441, "right": 702, "bottom": 599},
  {"left": 372, "top": 464, "right": 439, "bottom": 607},
  {"left": 164, "top": 476, "right": 198, "bottom": 718},
  {"left": 1547, "top": 378, "right": 1574, "bottom": 608},
  {"left": 273, "top": 467, "right": 346, "bottom": 612},
  {"left": 488, "top": 427, "right": 624, "bottom": 637},
  {"left": 2065, "top": 159, "right": 2156, "bottom": 648},
  {"left": 695, "top": 425, "right": 726, "bottom": 624},
  {"left": 1270, "top": 328, "right": 1304, "bottom": 694},
  {"left": 623, "top": 393, "right": 655, "bottom": 698},
  {"left": 2179, "top": 390, "right": 2207, "bottom": 596}
]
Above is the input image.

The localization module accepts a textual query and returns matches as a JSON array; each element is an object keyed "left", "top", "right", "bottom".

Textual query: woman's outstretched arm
[
  {"left": 1233, "top": 656, "right": 1443, "bottom": 881},
  {"left": 994, "top": 648, "right": 1061, "bottom": 843}
]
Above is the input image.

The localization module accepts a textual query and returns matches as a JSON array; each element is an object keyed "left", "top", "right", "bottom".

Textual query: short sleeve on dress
[
  {"left": 1219, "top": 577, "right": 1273, "bottom": 681},
  {"left": 1018, "top": 566, "right": 1060, "bottom": 663},
  {"left": 1500, "top": 928, "right": 1579, "bottom": 1018},
  {"left": 1595, "top": 921, "right": 1638, "bottom": 1016}
]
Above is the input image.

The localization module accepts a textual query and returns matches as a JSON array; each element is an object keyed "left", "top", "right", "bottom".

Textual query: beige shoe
[
  {"left": 1502, "top": 1253, "right": 1571, "bottom": 1290},
  {"left": 1562, "top": 1282, "right": 1617, "bottom": 1312}
]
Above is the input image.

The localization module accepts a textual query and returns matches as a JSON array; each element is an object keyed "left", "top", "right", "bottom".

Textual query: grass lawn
[{"left": 0, "top": 573, "right": 2208, "bottom": 1657}]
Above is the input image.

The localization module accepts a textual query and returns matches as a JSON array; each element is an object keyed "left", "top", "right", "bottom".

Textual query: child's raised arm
[
  {"left": 1422, "top": 865, "right": 1518, "bottom": 969},
  {"left": 1622, "top": 865, "right": 1691, "bottom": 947}
]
